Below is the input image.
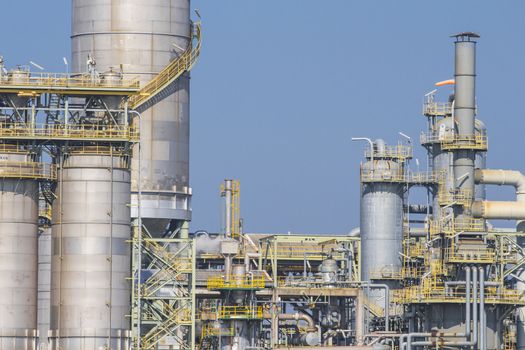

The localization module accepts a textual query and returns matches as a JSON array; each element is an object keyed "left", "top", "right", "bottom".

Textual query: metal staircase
[{"left": 129, "top": 21, "right": 202, "bottom": 112}]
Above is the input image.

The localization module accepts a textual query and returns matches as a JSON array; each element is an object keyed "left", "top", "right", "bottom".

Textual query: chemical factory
[{"left": 0, "top": 1, "right": 524, "bottom": 350}]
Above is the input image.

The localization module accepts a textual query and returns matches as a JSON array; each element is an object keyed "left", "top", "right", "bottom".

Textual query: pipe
[
  {"left": 361, "top": 283, "right": 390, "bottom": 332},
  {"left": 472, "top": 201, "right": 525, "bottom": 220},
  {"left": 403, "top": 267, "right": 479, "bottom": 350},
  {"left": 352, "top": 138, "right": 374, "bottom": 169},
  {"left": 479, "top": 267, "right": 486, "bottom": 350},
  {"left": 263, "top": 312, "right": 317, "bottom": 332},
  {"left": 475, "top": 168, "right": 525, "bottom": 348},
  {"left": 356, "top": 289, "right": 365, "bottom": 346}
]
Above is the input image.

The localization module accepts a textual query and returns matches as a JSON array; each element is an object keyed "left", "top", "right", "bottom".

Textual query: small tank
[{"left": 319, "top": 258, "right": 338, "bottom": 284}]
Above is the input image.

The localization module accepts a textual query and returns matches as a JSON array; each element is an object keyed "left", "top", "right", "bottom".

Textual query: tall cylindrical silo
[
  {"left": 50, "top": 152, "right": 131, "bottom": 350},
  {"left": 71, "top": 0, "right": 192, "bottom": 235},
  {"left": 0, "top": 152, "right": 40, "bottom": 350}
]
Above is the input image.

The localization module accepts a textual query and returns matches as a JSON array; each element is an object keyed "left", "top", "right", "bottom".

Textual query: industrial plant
[{"left": 0, "top": 1, "right": 523, "bottom": 350}]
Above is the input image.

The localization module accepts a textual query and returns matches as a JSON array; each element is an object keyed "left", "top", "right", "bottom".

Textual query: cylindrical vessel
[
  {"left": 452, "top": 34, "right": 478, "bottom": 205},
  {"left": 360, "top": 160, "right": 404, "bottom": 284},
  {"left": 71, "top": 0, "right": 192, "bottom": 235},
  {"left": 0, "top": 153, "right": 39, "bottom": 350},
  {"left": 50, "top": 152, "right": 131, "bottom": 349}
]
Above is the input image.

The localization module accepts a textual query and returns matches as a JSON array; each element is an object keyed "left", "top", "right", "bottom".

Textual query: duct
[
  {"left": 472, "top": 201, "right": 525, "bottom": 220},
  {"left": 452, "top": 32, "right": 479, "bottom": 210}
]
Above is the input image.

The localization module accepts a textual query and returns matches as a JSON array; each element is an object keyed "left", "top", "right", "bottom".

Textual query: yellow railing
[
  {"left": 0, "top": 161, "right": 56, "bottom": 180},
  {"left": 0, "top": 123, "right": 139, "bottom": 141},
  {"left": 420, "top": 132, "right": 488, "bottom": 150},
  {"left": 360, "top": 170, "right": 439, "bottom": 184},
  {"left": 266, "top": 244, "right": 342, "bottom": 260},
  {"left": 430, "top": 218, "right": 485, "bottom": 237},
  {"left": 217, "top": 306, "right": 264, "bottom": 320},
  {"left": 0, "top": 71, "right": 140, "bottom": 90},
  {"left": 444, "top": 248, "right": 495, "bottom": 263},
  {"left": 364, "top": 144, "right": 412, "bottom": 160},
  {"left": 130, "top": 22, "right": 202, "bottom": 110},
  {"left": 201, "top": 325, "right": 234, "bottom": 337},
  {"left": 423, "top": 102, "right": 452, "bottom": 116},
  {"left": 436, "top": 189, "right": 473, "bottom": 206},
  {"left": 207, "top": 275, "right": 265, "bottom": 290},
  {"left": 394, "top": 284, "right": 524, "bottom": 305}
]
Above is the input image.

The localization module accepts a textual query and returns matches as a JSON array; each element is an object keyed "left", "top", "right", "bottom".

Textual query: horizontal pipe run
[{"left": 472, "top": 201, "right": 525, "bottom": 220}]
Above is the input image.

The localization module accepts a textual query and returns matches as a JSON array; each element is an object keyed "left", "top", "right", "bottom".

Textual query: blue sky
[{"left": 3, "top": 1, "right": 525, "bottom": 233}]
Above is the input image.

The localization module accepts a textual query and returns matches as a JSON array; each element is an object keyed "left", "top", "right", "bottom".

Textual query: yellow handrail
[
  {"left": 207, "top": 275, "right": 265, "bottom": 290},
  {"left": 0, "top": 161, "right": 56, "bottom": 180},
  {"left": 130, "top": 22, "right": 202, "bottom": 110},
  {"left": 217, "top": 306, "right": 263, "bottom": 319},
  {"left": 0, "top": 122, "right": 139, "bottom": 141}
]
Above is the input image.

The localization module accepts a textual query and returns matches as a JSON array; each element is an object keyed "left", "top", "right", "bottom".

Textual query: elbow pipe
[
  {"left": 475, "top": 169, "right": 525, "bottom": 197},
  {"left": 273, "top": 312, "right": 317, "bottom": 332}
]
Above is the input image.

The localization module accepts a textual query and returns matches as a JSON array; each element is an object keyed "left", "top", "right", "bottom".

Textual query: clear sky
[{"left": 2, "top": 1, "right": 525, "bottom": 234}]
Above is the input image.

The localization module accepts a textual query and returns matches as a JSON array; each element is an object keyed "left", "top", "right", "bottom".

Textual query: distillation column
[
  {"left": 0, "top": 151, "right": 39, "bottom": 350},
  {"left": 50, "top": 152, "right": 131, "bottom": 349},
  {"left": 452, "top": 32, "right": 478, "bottom": 218},
  {"left": 71, "top": 0, "right": 193, "bottom": 234}
]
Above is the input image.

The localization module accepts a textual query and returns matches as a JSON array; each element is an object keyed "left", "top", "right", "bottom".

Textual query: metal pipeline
[
  {"left": 475, "top": 168, "right": 525, "bottom": 348},
  {"left": 402, "top": 267, "right": 480, "bottom": 350},
  {"left": 361, "top": 283, "right": 390, "bottom": 332}
]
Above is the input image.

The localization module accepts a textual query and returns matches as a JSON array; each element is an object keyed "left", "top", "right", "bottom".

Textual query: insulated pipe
[
  {"left": 452, "top": 32, "right": 479, "bottom": 203},
  {"left": 475, "top": 168, "right": 525, "bottom": 229},
  {"left": 262, "top": 312, "right": 317, "bottom": 332},
  {"left": 472, "top": 201, "right": 525, "bottom": 220}
]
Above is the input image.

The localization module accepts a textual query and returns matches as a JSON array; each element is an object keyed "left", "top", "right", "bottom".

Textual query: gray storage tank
[
  {"left": 50, "top": 151, "right": 131, "bottom": 350},
  {"left": 0, "top": 151, "right": 40, "bottom": 350},
  {"left": 71, "top": 0, "right": 192, "bottom": 235}
]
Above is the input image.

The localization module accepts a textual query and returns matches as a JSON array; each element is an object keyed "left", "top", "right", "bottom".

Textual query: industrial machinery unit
[{"left": 2, "top": 1, "right": 525, "bottom": 349}]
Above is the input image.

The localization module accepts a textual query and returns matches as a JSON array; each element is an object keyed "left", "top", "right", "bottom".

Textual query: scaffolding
[{"left": 131, "top": 227, "right": 196, "bottom": 350}]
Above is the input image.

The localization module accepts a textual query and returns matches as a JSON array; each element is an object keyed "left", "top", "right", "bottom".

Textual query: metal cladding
[
  {"left": 38, "top": 227, "right": 52, "bottom": 350},
  {"left": 50, "top": 153, "right": 131, "bottom": 350},
  {"left": 452, "top": 33, "right": 478, "bottom": 201},
  {"left": 360, "top": 141, "right": 404, "bottom": 284},
  {"left": 71, "top": 0, "right": 193, "bottom": 235},
  {"left": 0, "top": 154, "right": 39, "bottom": 350}
]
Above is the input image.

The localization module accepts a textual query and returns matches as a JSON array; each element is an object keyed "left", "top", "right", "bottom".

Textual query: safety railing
[
  {"left": 207, "top": 275, "right": 265, "bottom": 290},
  {"left": 443, "top": 247, "right": 495, "bottom": 263},
  {"left": 201, "top": 325, "right": 234, "bottom": 337},
  {"left": 217, "top": 306, "right": 264, "bottom": 320},
  {"left": 369, "top": 268, "right": 402, "bottom": 280},
  {"left": 360, "top": 169, "right": 440, "bottom": 184},
  {"left": 0, "top": 161, "right": 56, "bottom": 180},
  {"left": 364, "top": 144, "right": 412, "bottom": 160},
  {"left": 0, "top": 71, "right": 140, "bottom": 90},
  {"left": 430, "top": 218, "right": 485, "bottom": 237},
  {"left": 420, "top": 132, "right": 488, "bottom": 150},
  {"left": 436, "top": 189, "right": 473, "bottom": 206},
  {"left": 0, "top": 123, "right": 139, "bottom": 141},
  {"left": 265, "top": 245, "right": 340, "bottom": 260},
  {"left": 130, "top": 21, "right": 202, "bottom": 110},
  {"left": 393, "top": 284, "right": 524, "bottom": 305},
  {"left": 423, "top": 102, "right": 452, "bottom": 116}
]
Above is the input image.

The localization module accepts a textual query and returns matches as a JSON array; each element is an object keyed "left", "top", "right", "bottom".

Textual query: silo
[
  {"left": 71, "top": 0, "right": 192, "bottom": 235},
  {"left": 0, "top": 151, "right": 40, "bottom": 350},
  {"left": 49, "top": 151, "right": 131, "bottom": 350}
]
